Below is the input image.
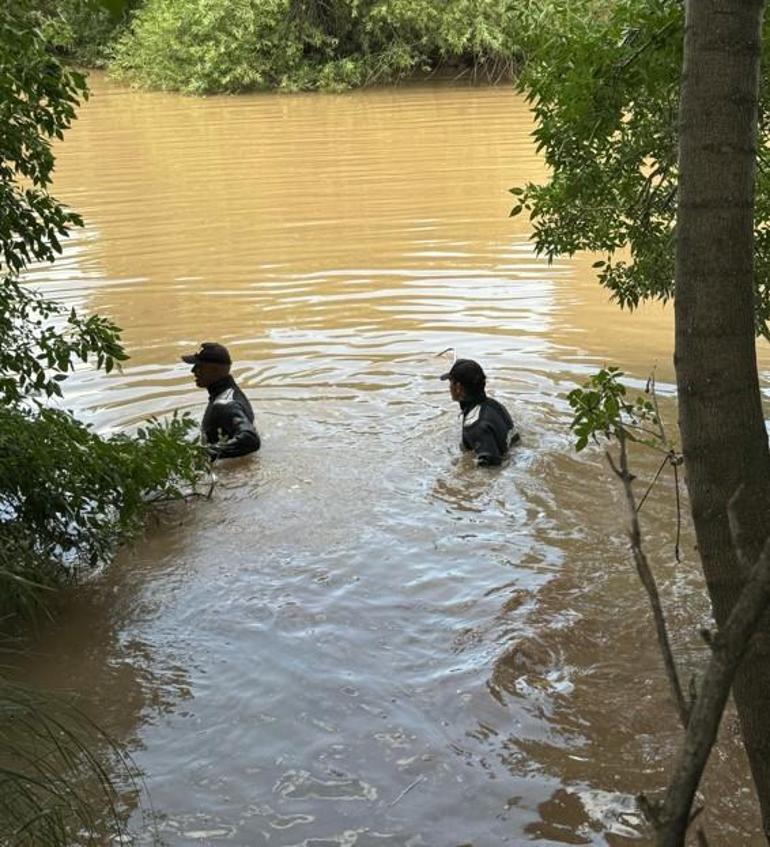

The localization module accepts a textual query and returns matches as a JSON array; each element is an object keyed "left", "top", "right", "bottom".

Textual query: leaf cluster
[
  {"left": 0, "top": 281, "right": 127, "bottom": 405},
  {"left": 567, "top": 366, "right": 659, "bottom": 452},
  {"left": 509, "top": 1, "right": 681, "bottom": 316},
  {"left": 0, "top": 1, "right": 129, "bottom": 402},
  {"left": 0, "top": 408, "right": 209, "bottom": 627},
  {"left": 0, "top": 2, "right": 88, "bottom": 276},
  {"left": 511, "top": 0, "right": 770, "bottom": 335}
]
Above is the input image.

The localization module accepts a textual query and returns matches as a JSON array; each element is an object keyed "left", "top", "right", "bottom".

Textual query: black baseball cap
[
  {"left": 181, "top": 342, "right": 232, "bottom": 366},
  {"left": 440, "top": 358, "right": 486, "bottom": 388}
]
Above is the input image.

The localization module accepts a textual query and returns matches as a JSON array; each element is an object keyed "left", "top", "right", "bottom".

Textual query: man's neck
[
  {"left": 459, "top": 391, "right": 486, "bottom": 414},
  {"left": 207, "top": 374, "right": 235, "bottom": 399}
]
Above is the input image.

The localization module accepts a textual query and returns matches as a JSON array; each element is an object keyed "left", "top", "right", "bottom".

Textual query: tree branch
[
  {"left": 646, "top": 369, "right": 669, "bottom": 447},
  {"left": 606, "top": 434, "right": 690, "bottom": 728},
  {"left": 654, "top": 493, "right": 770, "bottom": 845}
]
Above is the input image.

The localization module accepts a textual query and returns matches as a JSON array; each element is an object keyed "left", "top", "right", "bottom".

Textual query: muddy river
[{"left": 16, "top": 74, "right": 770, "bottom": 845}]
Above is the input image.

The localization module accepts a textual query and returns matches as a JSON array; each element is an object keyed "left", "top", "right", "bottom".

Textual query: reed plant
[{"left": 0, "top": 679, "right": 143, "bottom": 846}]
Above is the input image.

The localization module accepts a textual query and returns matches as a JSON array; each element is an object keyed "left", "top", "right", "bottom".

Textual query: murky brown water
[{"left": 16, "top": 74, "right": 770, "bottom": 845}]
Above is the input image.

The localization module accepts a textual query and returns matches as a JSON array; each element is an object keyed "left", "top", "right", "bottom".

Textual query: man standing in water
[
  {"left": 441, "top": 358, "right": 518, "bottom": 466},
  {"left": 182, "top": 342, "right": 260, "bottom": 460}
]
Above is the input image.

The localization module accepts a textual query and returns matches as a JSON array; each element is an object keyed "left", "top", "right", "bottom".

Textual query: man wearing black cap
[
  {"left": 181, "top": 342, "right": 260, "bottom": 460},
  {"left": 441, "top": 358, "right": 519, "bottom": 466}
]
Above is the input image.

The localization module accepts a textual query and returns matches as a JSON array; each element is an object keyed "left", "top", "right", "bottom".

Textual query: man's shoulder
[
  {"left": 210, "top": 384, "right": 255, "bottom": 425},
  {"left": 463, "top": 398, "right": 509, "bottom": 428},
  {"left": 463, "top": 404, "right": 482, "bottom": 426},
  {"left": 212, "top": 387, "right": 236, "bottom": 405},
  {"left": 483, "top": 395, "right": 510, "bottom": 412},
  {"left": 479, "top": 396, "right": 512, "bottom": 422},
  {"left": 211, "top": 382, "right": 251, "bottom": 407}
]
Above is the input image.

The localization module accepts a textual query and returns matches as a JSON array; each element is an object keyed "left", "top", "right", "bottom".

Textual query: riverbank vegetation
[
  {"left": 1, "top": 5, "right": 206, "bottom": 839},
  {"left": 1, "top": 0, "right": 207, "bottom": 631},
  {"left": 39, "top": 0, "right": 140, "bottom": 68},
  {"left": 515, "top": 0, "right": 770, "bottom": 839},
  {"left": 49, "top": 0, "right": 532, "bottom": 93}
]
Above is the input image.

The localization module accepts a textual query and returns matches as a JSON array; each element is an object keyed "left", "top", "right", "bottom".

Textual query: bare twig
[
  {"left": 624, "top": 421, "right": 671, "bottom": 444},
  {"left": 388, "top": 775, "right": 425, "bottom": 807},
  {"left": 646, "top": 369, "right": 669, "bottom": 447},
  {"left": 615, "top": 19, "right": 678, "bottom": 73},
  {"left": 607, "top": 434, "right": 690, "bottom": 727},
  {"left": 144, "top": 480, "right": 215, "bottom": 506},
  {"left": 638, "top": 371, "right": 683, "bottom": 563},
  {"left": 637, "top": 454, "right": 670, "bottom": 513}
]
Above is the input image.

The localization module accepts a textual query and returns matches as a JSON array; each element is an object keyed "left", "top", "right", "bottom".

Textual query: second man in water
[{"left": 442, "top": 358, "right": 519, "bottom": 466}]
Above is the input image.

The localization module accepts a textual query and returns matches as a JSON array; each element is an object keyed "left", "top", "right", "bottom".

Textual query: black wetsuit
[
  {"left": 459, "top": 393, "right": 519, "bottom": 466},
  {"left": 201, "top": 376, "right": 260, "bottom": 460}
]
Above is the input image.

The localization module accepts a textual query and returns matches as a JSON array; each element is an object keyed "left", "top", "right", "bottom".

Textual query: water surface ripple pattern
[{"left": 19, "top": 76, "right": 763, "bottom": 845}]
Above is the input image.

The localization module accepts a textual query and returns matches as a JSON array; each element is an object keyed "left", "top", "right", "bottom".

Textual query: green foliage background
[
  {"left": 511, "top": 0, "right": 770, "bottom": 334},
  {"left": 50, "top": 0, "right": 528, "bottom": 93},
  {"left": 33, "top": 0, "right": 137, "bottom": 67}
]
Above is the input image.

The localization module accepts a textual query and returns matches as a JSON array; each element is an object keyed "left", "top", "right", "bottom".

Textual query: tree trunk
[{"left": 675, "top": 0, "right": 770, "bottom": 838}]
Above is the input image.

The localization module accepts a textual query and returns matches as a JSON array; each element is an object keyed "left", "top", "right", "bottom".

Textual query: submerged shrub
[{"left": 0, "top": 408, "right": 208, "bottom": 625}]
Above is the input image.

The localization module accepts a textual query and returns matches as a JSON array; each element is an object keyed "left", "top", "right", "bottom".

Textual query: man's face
[
  {"left": 192, "top": 361, "right": 226, "bottom": 388},
  {"left": 449, "top": 378, "right": 465, "bottom": 402}
]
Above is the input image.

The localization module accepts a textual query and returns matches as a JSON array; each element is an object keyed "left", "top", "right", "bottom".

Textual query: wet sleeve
[
  {"left": 468, "top": 422, "right": 504, "bottom": 467},
  {"left": 206, "top": 403, "right": 261, "bottom": 460}
]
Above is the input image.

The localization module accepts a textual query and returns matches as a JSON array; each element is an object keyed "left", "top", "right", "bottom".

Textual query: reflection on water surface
[{"left": 17, "top": 74, "right": 769, "bottom": 844}]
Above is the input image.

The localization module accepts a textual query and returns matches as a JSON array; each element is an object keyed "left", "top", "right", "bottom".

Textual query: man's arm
[
  {"left": 467, "top": 422, "right": 504, "bottom": 467},
  {"left": 207, "top": 403, "right": 260, "bottom": 460}
]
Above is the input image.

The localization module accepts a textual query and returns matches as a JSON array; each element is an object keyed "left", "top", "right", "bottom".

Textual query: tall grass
[{"left": 0, "top": 679, "right": 149, "bottom": 846}]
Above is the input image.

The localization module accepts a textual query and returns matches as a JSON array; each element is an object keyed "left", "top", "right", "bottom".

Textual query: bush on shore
[{"left": 95, "top": 0, "right": 527, "bottom": 93}]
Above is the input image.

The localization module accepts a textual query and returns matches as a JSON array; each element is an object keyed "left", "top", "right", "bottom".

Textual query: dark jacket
[
  {"left": 201, "top": 376, "right": 260, "bottom": 460},
  {"left": 459, "top": 392, "right": 519, "bottom": 466}
]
